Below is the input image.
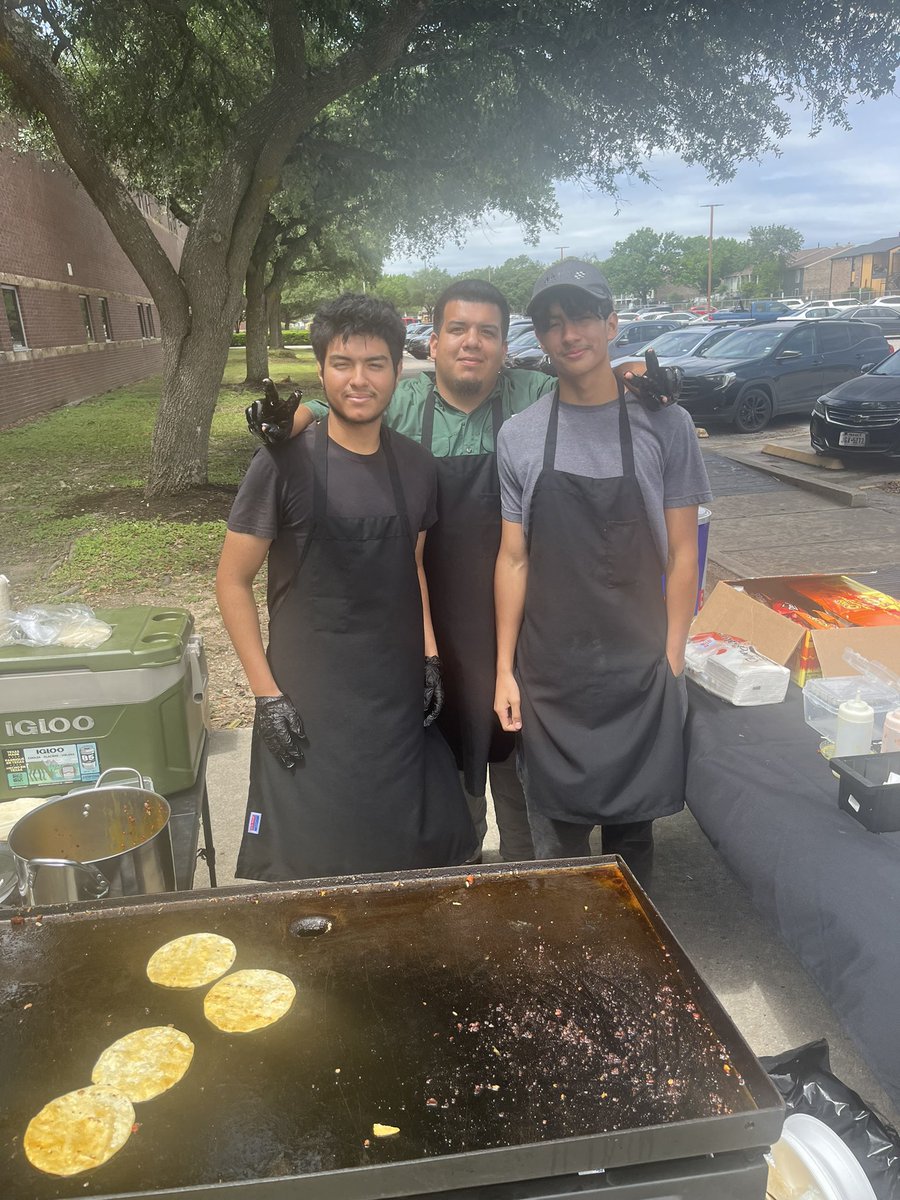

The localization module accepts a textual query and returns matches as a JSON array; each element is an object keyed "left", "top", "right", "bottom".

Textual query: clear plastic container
[{"left": 802, "top": 676, "right": 898, "bottom": 742}]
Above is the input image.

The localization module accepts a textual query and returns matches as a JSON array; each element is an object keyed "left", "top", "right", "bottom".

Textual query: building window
[
  {"left": 145, "top": 305, "right": 156, "bottom": 337},
  {"left": 79, "top": 295, "right": 96, "bottom": 342},
  {"left": 2, "top": 285, "right": 28, "bottom": 350},
  {"left": 99, "top": 297, "right": 113, "bottom": 341},
  {"left": 137, "top": 304, "right": 147, "bottom": 337}
]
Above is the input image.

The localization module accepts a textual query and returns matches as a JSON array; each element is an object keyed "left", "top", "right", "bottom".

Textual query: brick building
[
  {"left": 0, "top": 142, "right": 185, "bottom": 427},
  {"left": 782, "top": 245, "right": 853, "bottom": 300}
]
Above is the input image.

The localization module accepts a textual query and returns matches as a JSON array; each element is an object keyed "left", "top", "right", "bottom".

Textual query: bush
[{"left": 230, "top": 329, "right": 310, "bottom": 347}]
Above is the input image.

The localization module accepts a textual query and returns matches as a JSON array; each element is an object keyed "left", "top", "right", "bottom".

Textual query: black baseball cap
[{"left": 526, "top": 260, "right": 614, "bottom": 316}]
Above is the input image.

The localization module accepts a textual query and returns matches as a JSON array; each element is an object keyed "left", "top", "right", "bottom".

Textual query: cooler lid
[{"left": 0, "top": 607, "right": 194, "bottom": 674}]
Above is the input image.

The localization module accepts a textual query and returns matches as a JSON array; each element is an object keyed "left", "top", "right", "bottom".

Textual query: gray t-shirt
[
  {"left": 228, "top": 426, "right": 437, "bottom": 612},
  {"left": 497, "top": 393, "right": 712, "bottom": 562}
]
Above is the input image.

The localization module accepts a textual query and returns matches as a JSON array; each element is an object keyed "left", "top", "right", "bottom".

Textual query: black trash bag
[{"left": 761, "top": 1039, "right": 900, "bottom": 1200}]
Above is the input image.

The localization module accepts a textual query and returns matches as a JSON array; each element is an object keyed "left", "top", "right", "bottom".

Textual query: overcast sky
[{"left": 384, "top": 85, "right": 900, "bottom": 274}]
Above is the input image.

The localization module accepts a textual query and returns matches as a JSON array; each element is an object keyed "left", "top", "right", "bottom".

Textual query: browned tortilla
[
  {"left": 91, "top": 1026, "right": 194, "bottom": 1102},
  {"left": 24, "top": 1084, "right": 134, "bottom": 1177},
  {"left": 204, "top": 968, "right": 296, "bottom": 1033},
  {"left": 146, "top": 932, "right": 236, "bottom": 989}
]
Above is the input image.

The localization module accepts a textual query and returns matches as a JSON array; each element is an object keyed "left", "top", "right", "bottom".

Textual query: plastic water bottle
[
  {"left": 882, "top": 709, "right": 900, "bottom": 754},
  {"left": 834, "top": 693, "right": 875, "bottom": 758}
]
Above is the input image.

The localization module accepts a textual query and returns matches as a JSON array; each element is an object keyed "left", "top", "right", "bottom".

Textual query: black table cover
[{"left": 686, "top": 682, "right": 900, "bottom": 1109}]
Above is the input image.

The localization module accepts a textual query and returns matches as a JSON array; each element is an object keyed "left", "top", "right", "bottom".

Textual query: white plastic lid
[
  {"left": 838, "top": 695, "right": 875, "bottom": 723},
  {"left": 779, "top": 1114, "right": 876, "bottom": 1200}
]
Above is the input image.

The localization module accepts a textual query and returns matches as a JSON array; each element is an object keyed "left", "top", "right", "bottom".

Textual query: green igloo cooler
[{"left": 0, "top": 607, "right": 207, "bottom": 800}]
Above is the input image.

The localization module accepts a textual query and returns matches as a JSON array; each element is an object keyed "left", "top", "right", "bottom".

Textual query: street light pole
[
  {"left": 700, "top": 204, "right": 723, "bottom": 313},
  {"left": 555, "top": 246, "right": 569, "bottom": 261}
]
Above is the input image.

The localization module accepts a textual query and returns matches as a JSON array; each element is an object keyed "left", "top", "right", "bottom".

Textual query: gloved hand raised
[
  {"left": 245, "top": 378, "right": 302, "bottom": 446},
  {"left": 256, "top": 694, "right": 305, "bottom": 768},
  {"left": 423, "top": 656, "right": 444, "bottom": 728},
  {"left": 622, "top": 349, "right": 683, "bottom": 409}
]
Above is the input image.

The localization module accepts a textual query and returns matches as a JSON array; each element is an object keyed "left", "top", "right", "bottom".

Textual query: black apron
[
  {"left": 517, "top": 388, "right": 685, "bottom": 824},
  {"left": 421, "top": 384, "right": 515, "bottom": 795},
  {"left": 236, "top": 418, "right": 476, "bottom": 882}
]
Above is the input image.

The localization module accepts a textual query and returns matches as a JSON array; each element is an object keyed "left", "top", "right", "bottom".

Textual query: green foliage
[
  {"left": 0, "top": 352, "right": 323, "bottom": 595},
  {"left": 52, "top": 520, "right": 225, "bottom": 591},
  {"left": 461, "top": 257, "right": 546, "bottom": 314},
  {"left": 600, "top": 229, "right": 684, "bottom": 303},
  {"left": 232, "top": 329, "right": 310, "bottom": 346}
]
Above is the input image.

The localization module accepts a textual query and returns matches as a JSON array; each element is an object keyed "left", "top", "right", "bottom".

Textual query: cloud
[{"left": 384, "top": 87, "right": 900, "bottom": 273}]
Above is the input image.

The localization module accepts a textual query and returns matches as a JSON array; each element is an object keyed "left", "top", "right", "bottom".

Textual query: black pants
[{"left": 526, "top": 808, "right": 655, "bottom": 892}]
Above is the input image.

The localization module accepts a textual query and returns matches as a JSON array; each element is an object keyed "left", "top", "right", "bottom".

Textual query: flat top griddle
[{"left": 0, "top": 860, "right": 783, "bottom": 1200}]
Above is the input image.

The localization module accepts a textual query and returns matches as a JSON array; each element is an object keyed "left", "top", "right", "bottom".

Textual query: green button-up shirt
[{"left": 303, "top": 368, "right": 554, "bottom": 457}]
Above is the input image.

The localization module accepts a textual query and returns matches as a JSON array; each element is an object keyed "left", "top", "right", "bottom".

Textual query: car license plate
[{"left": 839, "top": 431, "right": 868, "bottom": 447}]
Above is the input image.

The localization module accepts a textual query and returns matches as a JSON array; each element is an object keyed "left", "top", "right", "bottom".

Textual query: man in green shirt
[{"left": 246, "top": 280, "right": 677, "bottom": 863}]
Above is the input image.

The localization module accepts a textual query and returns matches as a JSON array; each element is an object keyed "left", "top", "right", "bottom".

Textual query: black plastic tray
[{"left": 0, "top": 859, "right": 784, "bottom": 1199}]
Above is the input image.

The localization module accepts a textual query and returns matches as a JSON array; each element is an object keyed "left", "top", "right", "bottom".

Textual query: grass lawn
[{"left": 0, "top": 348, "right": 322, "bottom": 727}]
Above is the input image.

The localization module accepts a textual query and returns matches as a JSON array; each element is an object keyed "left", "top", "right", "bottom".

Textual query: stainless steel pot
[{"left": 8, "top": 767, "right": 176, "bottom": 905}]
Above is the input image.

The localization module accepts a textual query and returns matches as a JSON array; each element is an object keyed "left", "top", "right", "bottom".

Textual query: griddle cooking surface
[{"left": 0, "top": 862, "right": 781, "bottom": 1199}]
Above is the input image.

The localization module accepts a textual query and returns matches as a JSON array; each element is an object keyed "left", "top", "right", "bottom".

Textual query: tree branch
[
  {"left": 268, "top": 0, "right": 306, "bottom": 82},
  {"left": 310, "top": 0, "right": 430, "bottom": 106}
]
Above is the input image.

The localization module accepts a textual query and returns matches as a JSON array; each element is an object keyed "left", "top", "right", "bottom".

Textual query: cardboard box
[{"left": 692, "top": 575, "right": 900, "bottom": 686}]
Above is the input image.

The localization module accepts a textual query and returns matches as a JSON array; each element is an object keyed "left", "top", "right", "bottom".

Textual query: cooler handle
[
  {"left": 24, "top": 858, "right": 110, "bottom": 900},
  {"left": 187, "top": 634, "right": 208, "bottom": 704},
  {"left": 63, "top": 766, "right": 154, "bottom": 796}
]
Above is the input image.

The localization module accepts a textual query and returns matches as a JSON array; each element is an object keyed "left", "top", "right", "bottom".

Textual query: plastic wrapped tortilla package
[
  {"left": 0, "top": 574, "right": 15, "bottom": 646},
  {"left": 11, "top": 603, "right": 112, "bottom": 649},
  {"left": 685, "top": 632, "right": 790, "bottom": 706}
]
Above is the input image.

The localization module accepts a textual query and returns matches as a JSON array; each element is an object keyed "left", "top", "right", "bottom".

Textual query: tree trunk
[
  {"left": 243, "top": 257, "right": 270, "bottom": 387},
  {"left": 269, "top": 290, "right": 283, "bottom": 348},
  {"left": 146, "top": 323, "right": 235, "bottom": 497}
]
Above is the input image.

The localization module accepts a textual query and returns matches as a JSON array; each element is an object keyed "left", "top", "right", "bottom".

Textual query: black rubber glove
[
  {"left": 623, "top": 349, "right": 683, "bottom": 409},
  {"left": 245, "top": 378, "right": 302, "bottom": 446},
  {"left": 423, "top": 656, "right": 444, "bottom": 728},
  {"left": 256, "top": 694, "right": 305, "bottom": 768}
]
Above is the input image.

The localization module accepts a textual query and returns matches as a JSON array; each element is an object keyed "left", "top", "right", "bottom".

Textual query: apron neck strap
[
  {"left": 543, "top": 379, "right": 633, "bottom": 474},
  {"left": 421, "top": 380, "right": 504, "bottom": 452},
  {"left": 314, "top": 417, "right": 414, "bottom": 547}
]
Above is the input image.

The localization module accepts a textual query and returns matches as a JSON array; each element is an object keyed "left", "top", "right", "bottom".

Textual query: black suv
[
  {"left": 607, "top": 319, "right": 684, "bottom": 355},
  {"left": 674, "top": 320, "right": 890, "bottom": 432}
]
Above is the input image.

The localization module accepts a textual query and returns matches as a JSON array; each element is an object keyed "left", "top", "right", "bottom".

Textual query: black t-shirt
[{"left": 228, "top": 425, "right": 438, "bottom": 611}]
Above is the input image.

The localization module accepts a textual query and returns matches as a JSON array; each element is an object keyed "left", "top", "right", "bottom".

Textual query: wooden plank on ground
[{"left": 762, "top": 442, "right": 844, "bottom": 470}]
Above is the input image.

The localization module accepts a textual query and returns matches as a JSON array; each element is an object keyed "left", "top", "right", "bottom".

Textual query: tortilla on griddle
[
  {"left": 91, "top": 1026, "right": 194, "bottom": 1102},
  {"left": 204, "top": 968, "right": 296, "bottom": 1033},
  {"left": 24, "top": 1084, "right": 134, "bottom": 1177},
  {"left": 146, "top": 932, "right": 236, "bottom": 988}
]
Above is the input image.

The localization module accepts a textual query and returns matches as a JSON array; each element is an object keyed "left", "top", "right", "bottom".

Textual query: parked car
[
  {"left": 505, "top": 331, "right": 546, "bottom": 369},
  {"left": 824, "top": 305, "right": 900, "bottom": 337},
  {"left": 404, "top": 323, "right": 428, "bottom": 342},
  {"left": 709, "top": 299, "right": 793, "bottom": 323},
  {"left": 607, "top": 319, "right": 683, "bottom": 355},
  {"left": 608, "top": 323, "right": 749, "bottom": 369},
  {"left": 406, "top": 326, "right": 433, "bottom": 358},
  {"left": 506, "top": 322, "right": 534, "bottom": 347},
  {"left": 780, "top": 298, "right": 805, "bottom": 308},
  {"left": 690, "top": 305, "right": 717, "bottom": 315},
  {"left": 810, "top": 347, "right": 900, "bottom": 457},
  {"left": 828, "top": 298, "right": 861, "bottom": 308},
  {"left": 776, "top": 304, "right": 843, "bottom": 321},
  {"left": 873, "top": 295, "right": 900, "bottom": 308},
  {"left": 506, "top": 318, "right": 533, "bottom": 342},
  {"left": 674, "top": 319, "right": 890, "bottom": 433},
  {"left": 635, "top": 310, "right": 693, "bottom": 323},
  {"left": 636, "top": 304, "right": 673, "bottom": 314}
]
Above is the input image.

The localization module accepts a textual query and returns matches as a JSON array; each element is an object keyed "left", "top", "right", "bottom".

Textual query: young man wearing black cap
[{"left": 493, "top": 261, "right": 712, "bottom": 888}]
